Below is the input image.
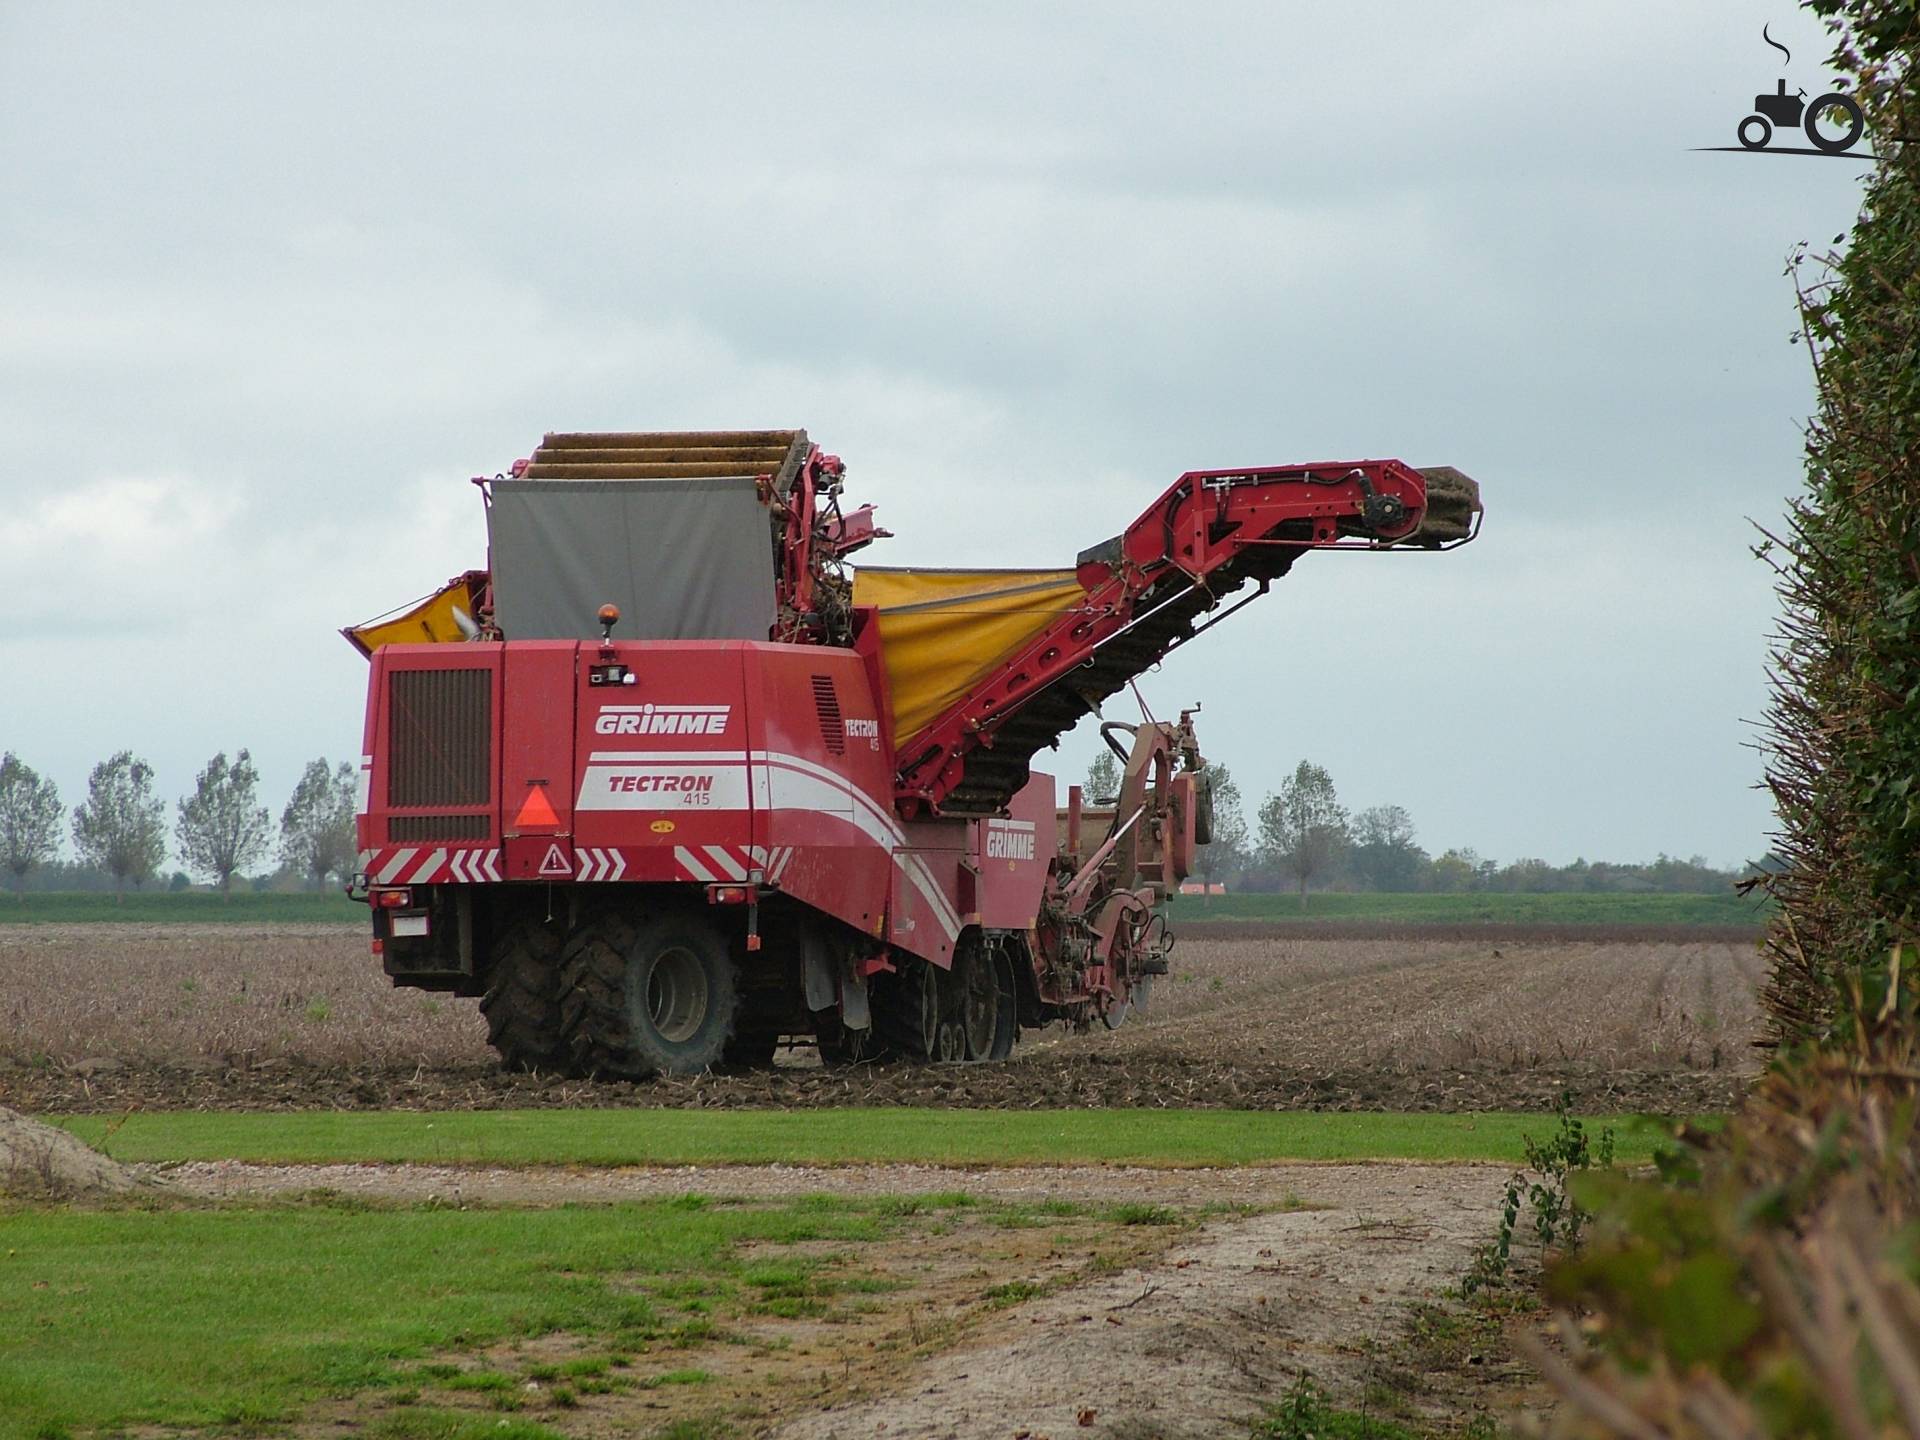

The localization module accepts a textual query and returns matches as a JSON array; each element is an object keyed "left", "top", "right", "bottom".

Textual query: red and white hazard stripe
[
  {"left": 575, "top": 847, "right": 628, "bottom": 883},
  {"left": 447, "top": 848, "right": 503, "bottom": 883},
  {"left": 672, "top": 844, "right": 793, "bottom": 884},
  {"left": 368, "top": 846, "right": 501, "bottom": 885}
]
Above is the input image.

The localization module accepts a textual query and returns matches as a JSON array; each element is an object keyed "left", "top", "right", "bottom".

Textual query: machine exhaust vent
[
  {"left": 811, "top": 674, "right": 845, "bottom": 755},
  {"left": 388, "top": 668, "right": 493, "bottom": 809},
  {"left": 388, "top": 813, "right": 491, "bottom": 843}
]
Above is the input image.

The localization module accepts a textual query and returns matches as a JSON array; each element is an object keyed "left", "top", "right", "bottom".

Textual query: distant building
[{"left": 1178, "top": 881, "right": 1228, "bottom": 896}]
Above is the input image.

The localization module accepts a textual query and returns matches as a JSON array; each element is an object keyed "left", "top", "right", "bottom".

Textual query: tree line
[
  {"left": 1084, "top": 751, "right": 1751, "bottom": 904},
  {"left": 0, "top": 751, "right": 359, "bottom": 900},
  {"left": 3, "top": 742, "right": 1750, "bottom": 903}
]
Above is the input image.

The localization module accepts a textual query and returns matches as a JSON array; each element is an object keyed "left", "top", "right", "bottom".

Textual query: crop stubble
[{"left": 0, "top": 924, "right": 1764, "bottom": 1114}]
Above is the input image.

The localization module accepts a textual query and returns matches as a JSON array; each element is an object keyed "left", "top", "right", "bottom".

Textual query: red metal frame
[{"left": 889, "top": 459, "right": 1436, "bottom": 814}]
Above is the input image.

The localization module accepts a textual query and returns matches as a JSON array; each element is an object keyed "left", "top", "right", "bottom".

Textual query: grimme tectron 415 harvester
[{"left": 346, "top": 432, "right": 1481, "bottom": 1075}]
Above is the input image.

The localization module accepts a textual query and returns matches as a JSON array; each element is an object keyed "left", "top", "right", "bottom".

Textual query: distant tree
[
  {"left": 1257, "top": 760, "right": 1350, "bottom": 909},
  {"left": 280, "top": 758, "right": 358, "bottom": 890},
  {"left": 0, "top": 753, "right": 64, "bottom": 899},
  {"left": 1085, "top": 749, "right": 1122, "bottom": 803},
  {"left": 1350, "top": 804, "right": 1428, "bottom": 892},
  {"left": 71, "top": 752, "right": 167, "bottom": 899},
  {"left": 1190, "top": 761, "right": 1249, "bottom": 888},
  {"left": 1490, "top": 857, "right": 1556, "bottom": 893},
  {"left": 176, "top": 749, "right": 271, "bottom": 897},
  {"left": 1427, "top": 847, "right": 1490, "bottom": 893}
]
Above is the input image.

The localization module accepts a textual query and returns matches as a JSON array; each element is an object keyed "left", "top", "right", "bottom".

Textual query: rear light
[
  {"left": 373, "top": 888, "right": 412, "bottom": 908},
  {"left": 706, "top": 883, "right": 756, "bottom": 905}
]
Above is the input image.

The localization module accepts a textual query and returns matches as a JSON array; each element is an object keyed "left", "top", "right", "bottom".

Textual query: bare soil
[{"left": 0, "top": 927, "right": 1765, "bottom": 1115}]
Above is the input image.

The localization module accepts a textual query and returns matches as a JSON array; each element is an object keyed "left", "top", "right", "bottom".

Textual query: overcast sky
[{"left": 0, "top": 2, "right": 1870, "bottom": 871}]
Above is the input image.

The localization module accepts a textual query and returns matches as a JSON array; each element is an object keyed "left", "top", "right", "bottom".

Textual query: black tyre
[
  {"left": 874, "top": 957, "right": 939, "bottom": 1060},
  {"left": 1804, "top": 93, "right": 1863, "bottom": 153},
  {"left": 1738, "top": 114, "right": 1771, "bottom": 150},
  {"left": 936, "top": 1022, "right": 965, "bottom": 1061},
  {"left": 954, "top": 943, "right": 997, "bottom": 1060},
  {"left": 479, "top": 917, "right": 568, "bottom": 1072},
  {"left": 987, "top": 945, "right": 1018, "bottom": 1061},
  {"left": 1191, "top": 770, "right": 1215, "bottom": 847},
  {"left": 559, "top": 908, "right": 738, "bottom": 1078}
]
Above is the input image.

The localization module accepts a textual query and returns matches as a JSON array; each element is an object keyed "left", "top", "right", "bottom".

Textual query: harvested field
[{"left": 0, "top": 925, "right": 1765, "bottom": 1115}]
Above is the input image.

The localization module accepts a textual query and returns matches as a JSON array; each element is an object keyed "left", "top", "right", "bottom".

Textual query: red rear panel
[
  {"left": 572, "top": 644, "right": 754, "bottom": 884},
  {"left": 501, "top": 642, "right": 577, "bottom": 880}
]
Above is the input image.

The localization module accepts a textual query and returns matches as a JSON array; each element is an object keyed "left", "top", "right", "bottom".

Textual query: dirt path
[
  {"left": 160, "top": 1159, "right": 1514, "bottom": 1437},
  {"left": 770, "top": 1164, "right": 1512, "bottom": 1440}
]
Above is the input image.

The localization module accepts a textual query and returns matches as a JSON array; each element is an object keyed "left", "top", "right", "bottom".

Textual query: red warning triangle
[{"left": 514, "top": 785, "right": 560, "bottom": 830}]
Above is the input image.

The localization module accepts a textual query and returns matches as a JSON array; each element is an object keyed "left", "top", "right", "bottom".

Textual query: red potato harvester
[{"left": 344, "top": 431, "right": 1482, "bottom": 1076}]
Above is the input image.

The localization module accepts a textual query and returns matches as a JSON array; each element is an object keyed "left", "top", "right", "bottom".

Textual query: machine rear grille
[
  {"left": 811, "top": 675, "right": 845, "bottom": 755},
  {"left": 388, "top": 668, "right": 492, "bottom": 809},
  {"left": 388, "top": 813, "right": 491, "bottom": 842}
]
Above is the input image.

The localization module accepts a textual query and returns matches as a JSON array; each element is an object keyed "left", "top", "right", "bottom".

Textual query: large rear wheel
[
  {"left": 479, "top": 917, "right": 567, "bottom": 1072},
  {"left": 559, "top": 909, "right": 739, "bottom": 1078}
]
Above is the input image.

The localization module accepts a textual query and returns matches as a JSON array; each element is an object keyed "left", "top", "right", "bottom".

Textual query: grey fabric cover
[{"left": 488, "top": 478, "right": 777, "bottom": 641}]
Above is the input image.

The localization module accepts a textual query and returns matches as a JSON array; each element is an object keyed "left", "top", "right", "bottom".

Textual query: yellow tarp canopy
[
  {"left": 346, "top": 577, "right": 480, "bottom": 655},
  {"left": 853, "top": 567, "right": 1087, "bottom": 745}
]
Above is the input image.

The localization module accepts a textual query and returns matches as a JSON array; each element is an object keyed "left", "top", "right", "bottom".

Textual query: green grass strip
[
  {"left": 55, "top": 1107, "right": 1682, "bottom": 1168},
  {"left": 0, "top": 891, "right": 362, "bottom": 925},
  {"left": 0, "top": 1196, "right": 880, "bottom": 1440}
]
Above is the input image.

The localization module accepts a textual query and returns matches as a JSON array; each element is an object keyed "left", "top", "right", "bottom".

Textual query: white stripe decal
[
  {"left": 704, "top": 845, "right": 748, "bottom": 881},
  {"left": 407, "top": 848, "right": 447, "bottom": 884},
  {"left": 675, "top": 846, "right": 718, "bottom": 883},
  {"left": 753, "top": 756, "right": 959, "bottom": 939},
  {"left": 763, "top": 751, "right": 964, "bottom": 938},
  {"left": 375, "top": 848, "right": 418, "bottom": 884}
]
